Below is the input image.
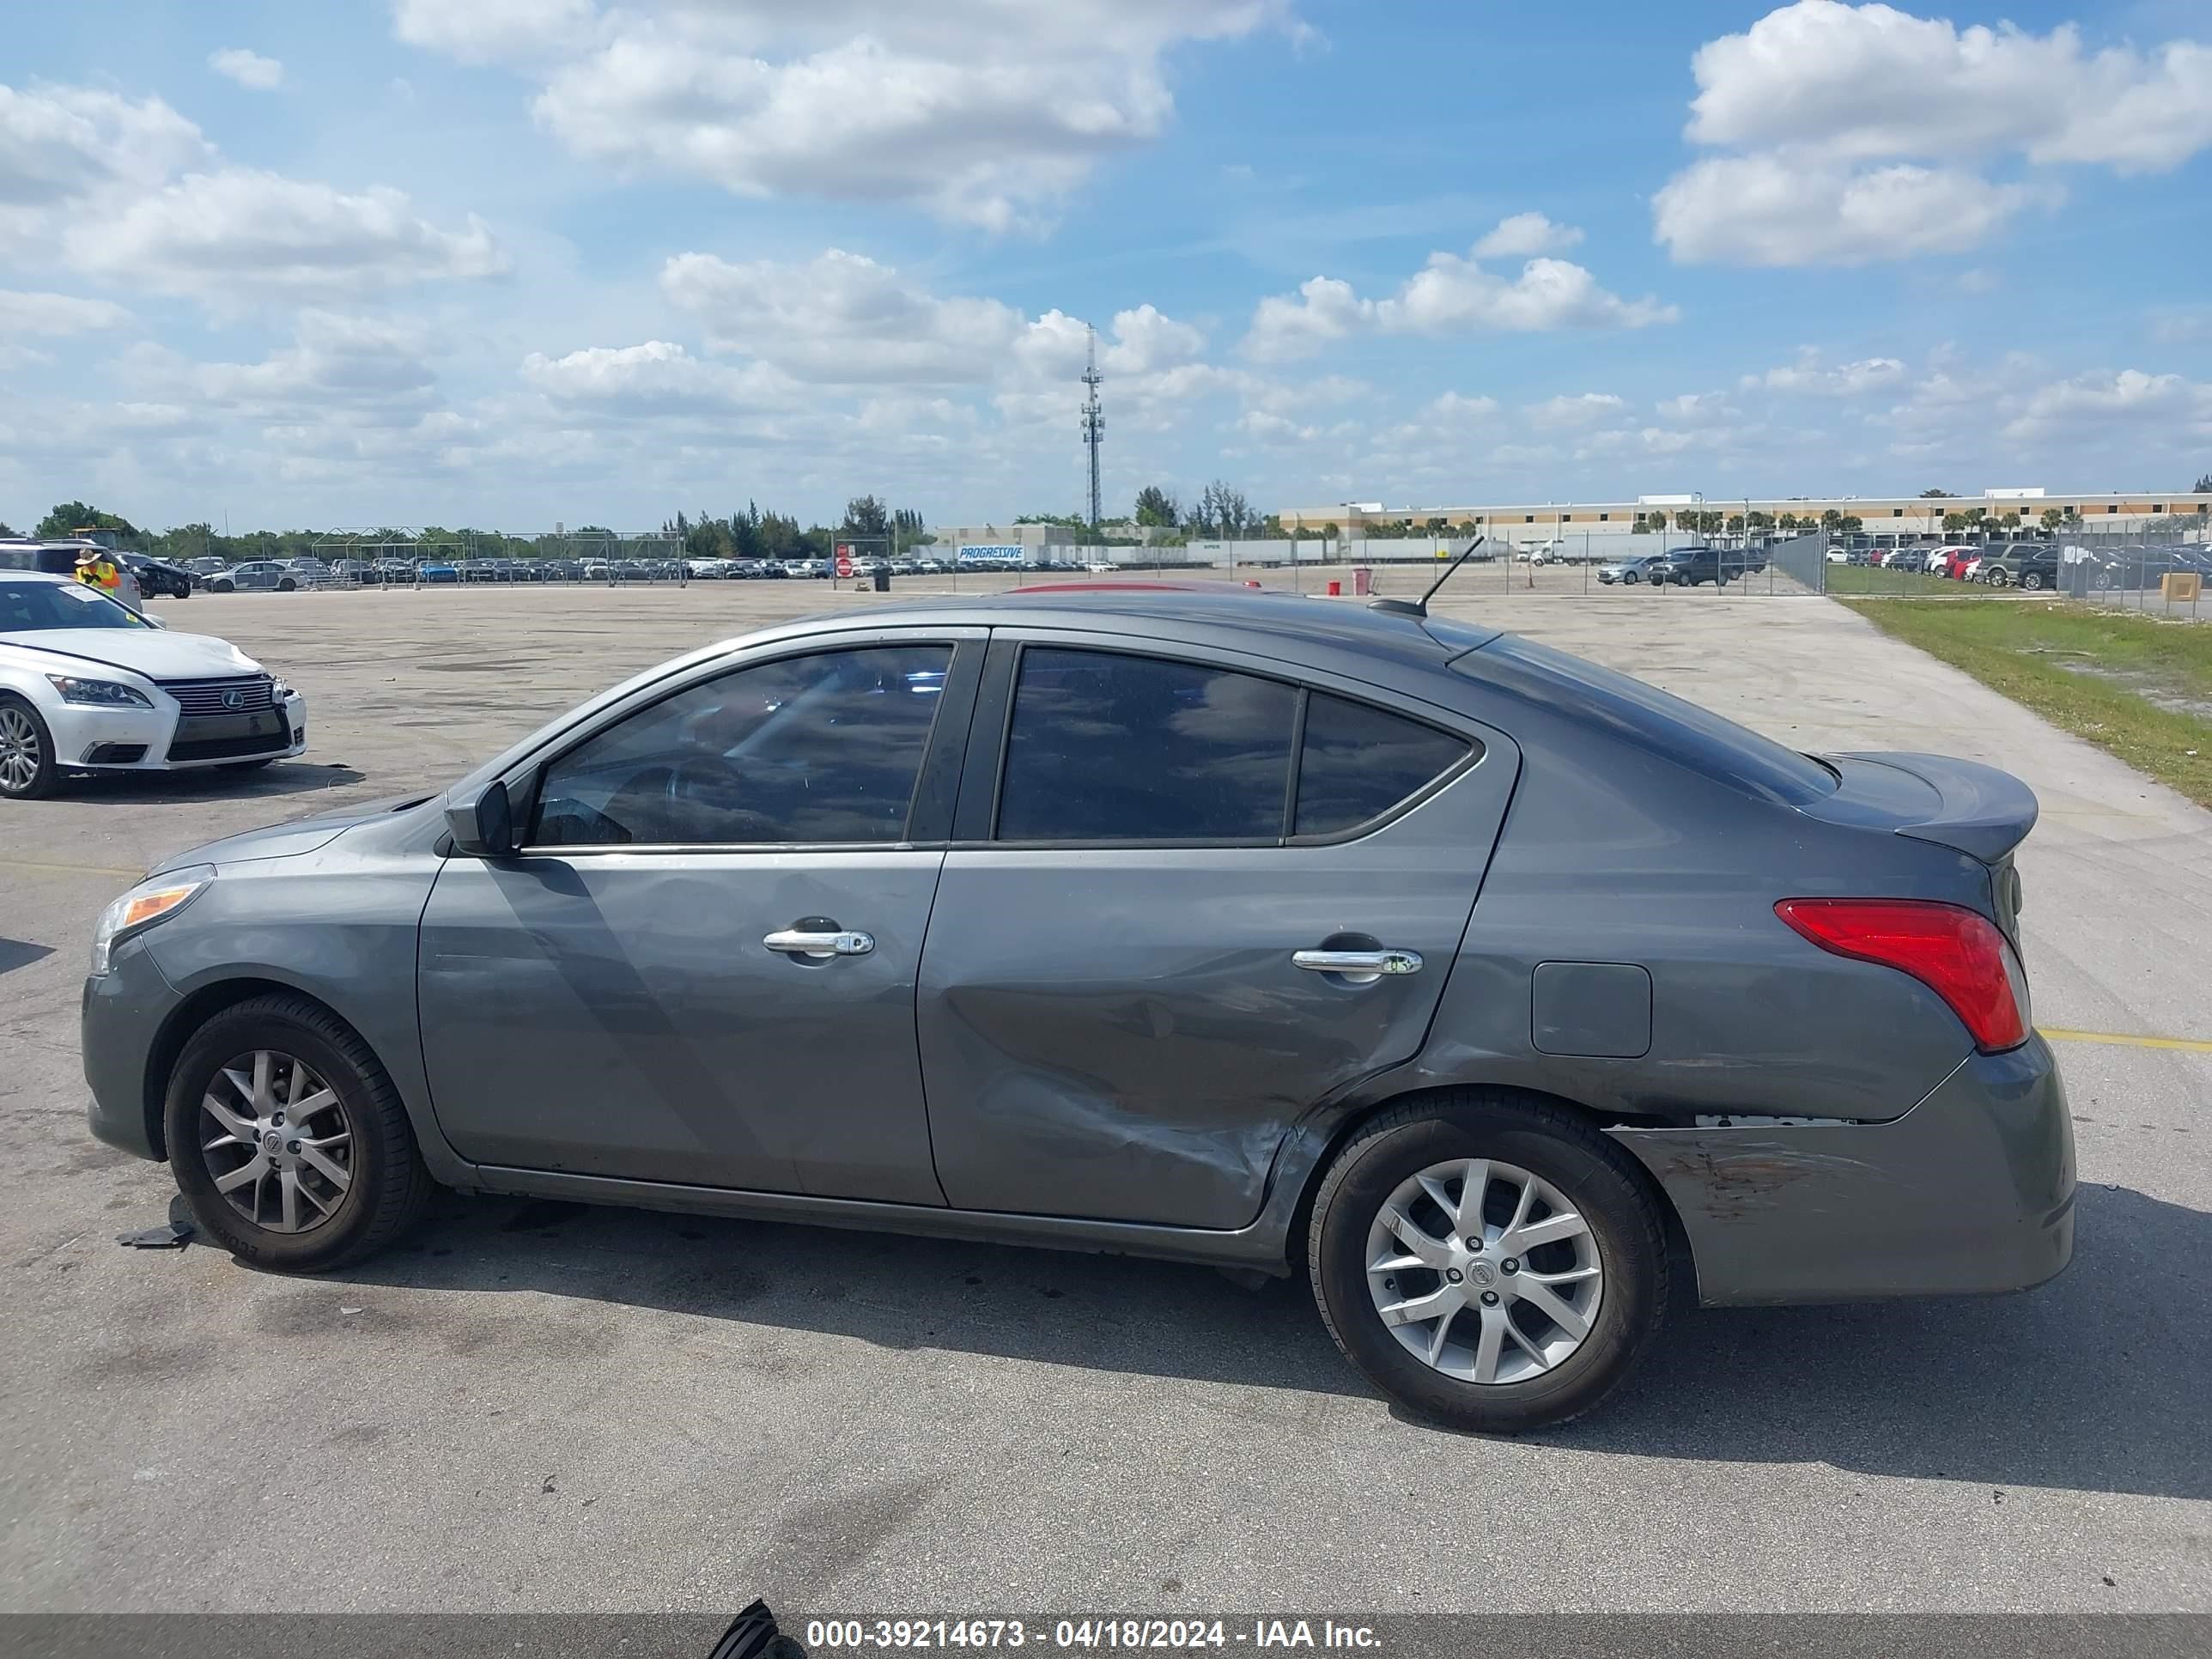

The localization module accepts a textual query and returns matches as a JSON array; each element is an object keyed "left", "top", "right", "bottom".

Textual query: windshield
[{"left": 0, "top": 580, "right": 150, "bottom": 632}]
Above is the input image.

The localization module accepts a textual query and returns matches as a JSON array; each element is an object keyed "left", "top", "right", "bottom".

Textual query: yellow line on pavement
[
  {"left": 0, "top": 857, "right": 141, "bottom": 880},
  {"left": 2042, "top": 1027, "right": 2212, "bottom": 1054}
]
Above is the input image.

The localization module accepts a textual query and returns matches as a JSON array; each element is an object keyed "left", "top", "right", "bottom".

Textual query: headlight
[
  {"left": 46, "top": 674, "right": 153, "bottom": 708},
  {"left": 90, "top": 867, "right": 213, "bottom": 976}
]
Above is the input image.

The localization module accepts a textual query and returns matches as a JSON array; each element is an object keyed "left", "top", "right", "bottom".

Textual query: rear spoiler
[{"left": 1831, "top": 751, "right": 2039, "bottom": 864}]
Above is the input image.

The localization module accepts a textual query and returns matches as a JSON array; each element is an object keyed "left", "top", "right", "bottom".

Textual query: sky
[{"left": 2, "top": 0, "right": 2209, "bottom": 533}]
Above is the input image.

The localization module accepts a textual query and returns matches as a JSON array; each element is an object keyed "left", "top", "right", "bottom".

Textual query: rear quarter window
[{"left": 1453, "top": 635, "right": 1837, "bottom": 807}]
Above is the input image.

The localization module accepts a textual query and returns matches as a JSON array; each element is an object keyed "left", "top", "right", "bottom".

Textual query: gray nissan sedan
[{"left": 82, "top": 586, "right": 2074, "bottom": 1431}]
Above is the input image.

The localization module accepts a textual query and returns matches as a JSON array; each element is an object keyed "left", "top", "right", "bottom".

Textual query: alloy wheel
[
  {"left": 198, "top": 1049, "right": 355, "bottom": 1234},
  {"left": 0, "top": 706, "right": 42, "bottom": 794},
  {"left": 1365, "top": 1158, "right": 1603, "bottom": 1385}
]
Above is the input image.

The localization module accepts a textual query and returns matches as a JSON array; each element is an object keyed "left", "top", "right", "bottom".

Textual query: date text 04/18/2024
[{"left": 800, "top": 1620, "right": 1383, "bottom": 1650}]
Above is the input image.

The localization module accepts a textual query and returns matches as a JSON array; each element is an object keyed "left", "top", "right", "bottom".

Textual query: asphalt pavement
[{"left": 1, "top": 576, "right": 2204, "bottom": 1618}]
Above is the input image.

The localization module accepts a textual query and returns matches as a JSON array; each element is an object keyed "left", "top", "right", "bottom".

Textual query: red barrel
[{"left": 1326, "top": 580, "right": 1341, "bottom": 596}]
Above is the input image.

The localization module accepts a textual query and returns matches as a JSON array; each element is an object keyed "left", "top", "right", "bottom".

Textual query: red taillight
[{"left": 1775, "top": 898, "right": 2030, "bottom": 1052}]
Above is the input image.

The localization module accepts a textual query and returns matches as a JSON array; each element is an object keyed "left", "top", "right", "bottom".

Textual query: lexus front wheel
[{"left": 1309, "top": 1093, "right": 1667, "bottom": 1432}]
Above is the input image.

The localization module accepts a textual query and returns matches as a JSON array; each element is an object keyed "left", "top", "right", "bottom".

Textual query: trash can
[
  {"left": 1352, "top": 566, "right": 1373, "bottom": 597},
  {"left": 1326, "top": 580, "right": 1341, "bottom": 596},
  {"left": 872, "top": 567, "right": 891, "bottom": 592}
]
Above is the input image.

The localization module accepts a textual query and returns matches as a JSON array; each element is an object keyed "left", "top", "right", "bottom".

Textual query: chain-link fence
[{"left": 1820, "top": 525, "right": 2211, "bottom": 620}]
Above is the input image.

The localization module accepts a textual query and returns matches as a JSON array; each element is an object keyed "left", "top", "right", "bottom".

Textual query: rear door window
[
  {"left": 996, "top": 647, "right": 1296, "bottom": 842},
  {"left": 1294, "top": 694, "right": 1472, "bottom": 836}
]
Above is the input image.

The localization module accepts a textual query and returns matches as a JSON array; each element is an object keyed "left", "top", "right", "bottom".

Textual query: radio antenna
[{"left": 1368, "top": 536, "right": 1486, "bottom": 617}]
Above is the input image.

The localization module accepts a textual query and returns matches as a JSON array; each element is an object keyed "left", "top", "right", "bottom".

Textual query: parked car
[
  {"left": 330, "top": 560, "right": 383, "bottom": 586},
  {"left": 187, "top": 556, "right": 228, "bottom": 579},
  {"left": 121, "top": 553, "right": 197, "bottom": 599},
  {"left": 1942, "top": 547, "right": 1984, "bottom": 580},
  {"left": 1, "top": 570, "right": 307, "bottom": 799},
  {"left": 1597, "top": 554, "right": 1666, "bottom": 586},
  {"left": 204, "top": 561, "right": 300, "bottom": 593},
  {"left": 0, "top": 540, "right": 144, "bottom": 609},
  {"left": 419, "top": 562, "right": 460, "bottom": 584},
  {"left": 1976, "top": 544, "right": 2060, "bottom": 591},
  {"left": 80, "top": 587, "right": 2069, "bottom": 1431},
  {"left": 1645, "top": 544, "right": 1738, "bottom": 587}
]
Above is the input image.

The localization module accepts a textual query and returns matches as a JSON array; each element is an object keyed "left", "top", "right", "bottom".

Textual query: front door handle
[
  {"left": 764, "top": 928, "right": 875, "bottom": 958},
  {"left": 1293, "top": 948, "right": 1423, "bottom": 976}
]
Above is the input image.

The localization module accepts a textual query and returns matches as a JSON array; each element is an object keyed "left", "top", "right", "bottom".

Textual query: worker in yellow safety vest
[{"left": 74, "top": 547, "right": 122, "bottom": 595}]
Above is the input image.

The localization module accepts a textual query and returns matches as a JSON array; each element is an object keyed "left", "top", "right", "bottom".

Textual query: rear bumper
[{"left": 1610, "top": 1036, "right": 2075, "bottom": 1306}]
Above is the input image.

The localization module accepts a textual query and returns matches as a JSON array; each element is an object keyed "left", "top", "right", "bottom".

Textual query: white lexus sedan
[{"left": 0, "top": 572, "right": 307, "bottom": 801}]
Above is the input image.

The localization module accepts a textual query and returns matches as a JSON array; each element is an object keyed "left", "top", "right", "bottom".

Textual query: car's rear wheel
[
  {"left": 164, "top": 994, "right": 431, "bottom": 1271},
  {"left": 0, "top": 696, "right": 60, "bottom": 800},
  {"left": 277, "top": 578, "right": 297, "bottom": 592},
  {"left": 1309, "top": 1093, "right": 1667, "bottom": 1433}
]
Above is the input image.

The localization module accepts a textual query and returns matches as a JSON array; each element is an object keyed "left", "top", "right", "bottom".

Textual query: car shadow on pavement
[
  {"left": 1546, "top": 1181, "right": 2207, "bottom": 1501},
  {"left": 324, "top": 1179, "right": 2203, "bottom": 1501},
  {"left": 62, "top": 761, "right": 367, "bottom": 804}
]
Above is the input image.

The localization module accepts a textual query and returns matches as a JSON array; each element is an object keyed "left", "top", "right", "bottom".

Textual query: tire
[
  {"left": 1622, "top": 571, "right": 1639, "bottom": 585},
  {"left": 1309, "top": 1091, "right": 1668, "bottom": 1433},
  {"left": 211, "top": 580, "right": 234, "bottom": 593},
  {"left": 0, "top": 694, "right": 61, "bottom": 800},
  {"left": 2021, "top": 571, "right": 2045, "bottom": 592},
  {"left": 164, "top": 994, "right": 432, "bottom": 1270},
  {"left": 277, "top": 578, "right": 297, "bottom": 592}
]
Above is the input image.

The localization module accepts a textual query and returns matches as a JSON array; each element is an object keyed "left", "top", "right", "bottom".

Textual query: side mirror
[{"left": 445, "top": 778, "right": 514, "bottom": 857}]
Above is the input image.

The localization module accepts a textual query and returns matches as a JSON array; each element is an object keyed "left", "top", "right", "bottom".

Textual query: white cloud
[
  {"left": 391, "top": 0, "right": 599, "bottom": 64},
  {"left": 1526, "top": 392, "right": 1626, "bottom": 428},
  {"left": 662, "top": 249, "right": 1209, "bottom": 396},
  {"left": 209, "top": 48, "right": 284, "bottom": 90},
  {"left": 663, "top": 248, "right": 1024, "bottom": 383},
  {"left": 122, "top": 313, "right": 443, "bottom": 425},
  {"left": 1656, "top": 2, "right": 2210, "bottom": 266},
  {"left": 1472, "top": 212, "right": 1583, "bottom": 258},
  {"left": 522, "top": 339, "right": 797, "bottom": 415},
  {"left": 1243, "top": 250, "right": 1674, "bottom": 362},
  {"left": 1742, "top": 349, "right": 1907, "bottom": 396},
  {"left": 2002, "top": 369, "right": 2212, "bottom": 443},
  {"left": 1655, "top": 155, "right": 2053, "bottom": 265},
  {"left": 66, "top": 171, "right": 507, "bottom": 300},
  {"left": 394, "top": 0, "right": 1297, "bottom": 230},
  {"left": 0, "top": 289, "right": 131, "bottom": 336},
  {"left": 1687, "top": 2, "right": 2212, "bottom": 174},
  {"left": 0, "top": 83, "right": 210, "bottom": 216},
  {"left": 1, "top": 80, "right": 508, "bottom": 304},
  {"left": 1656, "top": 392, "right": 1737, "bottom": 422}
]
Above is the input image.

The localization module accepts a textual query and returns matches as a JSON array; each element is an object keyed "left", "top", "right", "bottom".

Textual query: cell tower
[{"left": 1080, "top": 324, "right": 1104, "bottom": 529}]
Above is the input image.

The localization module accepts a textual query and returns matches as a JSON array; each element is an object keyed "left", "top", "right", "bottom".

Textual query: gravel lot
[{"left": 3, "top": 577, "right": 2206, "bottom": 1618}]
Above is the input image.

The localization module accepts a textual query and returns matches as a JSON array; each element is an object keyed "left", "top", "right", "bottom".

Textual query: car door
[
  {"left": 418, "top": 632, "right": 981, "bottom": 1203},
  {"left": 915, "top": 635, "right": 1520, "bottom": 1231}
]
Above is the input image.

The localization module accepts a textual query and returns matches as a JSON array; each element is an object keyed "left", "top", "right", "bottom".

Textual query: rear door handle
[
  {"left": 1292, "top": 948, "right": 1423, "bottom": 976},
  {"left": 763, "top": 929, "right": 875, "bottom": 958}
]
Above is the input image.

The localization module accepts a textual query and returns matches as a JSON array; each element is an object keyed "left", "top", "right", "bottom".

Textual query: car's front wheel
[
  {"left": 1309, "top": 1093, "right": 1667, "bottom": 1433},
  {"left": 2020, "top": 570, "right": 2045, "bottom": 592},
  {"left": 0, "top": 696, "right": 60, "bottom": 800},
  {"left": 164, "top": 994, "right": 431, "bottom": 1270}
]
